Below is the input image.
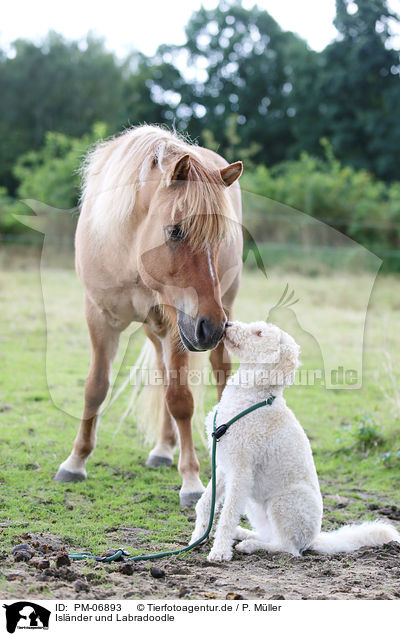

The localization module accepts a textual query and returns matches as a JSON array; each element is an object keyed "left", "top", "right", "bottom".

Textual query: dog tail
[{"left": 311, "top": 520, "right": 400, "bottom": 554}]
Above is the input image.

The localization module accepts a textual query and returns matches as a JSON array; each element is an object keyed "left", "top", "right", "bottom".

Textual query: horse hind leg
[
  {"left": 145, "top": 401, "right": 177, "bottom": 467},
  {"left": 54, "top": 298, "right": 120, "bottom": 482},
  {"left": 143, "top": 325, "right": 178, "bottom": 468}
]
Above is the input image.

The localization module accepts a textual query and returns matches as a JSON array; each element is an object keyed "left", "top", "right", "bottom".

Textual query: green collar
[{"left": 212, "top": 395, "right": 276, "bottom": 441}]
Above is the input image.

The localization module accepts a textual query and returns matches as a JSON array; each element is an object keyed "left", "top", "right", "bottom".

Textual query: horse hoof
[
  {"left": 180, "top": 492, "right": 204, "bottom": 507},
  {"left": 54, "top": 468, "right": 86, "bottom": 482},
  {"left": 145, "top": 455, "right": 173, "bottom": 468}
]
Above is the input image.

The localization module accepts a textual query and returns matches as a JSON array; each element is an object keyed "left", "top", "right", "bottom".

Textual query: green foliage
[
  {"left": 152, "top": 0, "right": 400, "bottom": 181},
  {"left": 14, "top": 123, "right": 107, "bottom": 209},
  {"left": 3, "top": 129, "right": 400, "bottom": 271},
  {"left": 157, "top": 0, "right": 313, "bottom": 166},
  {"left": 0, "top": 34, "right": 124, "bottom": 193},
  {"left": 0, "top": 188, "right": 27, "bottom": 235},
  {"left": 241, "top": 141, "right": 400, "bottom": 253},
  {"left": 381, "top": 449, "right": 400, "bottom": 467},
  {"left": 351, "top": 413, "right": 384, "bottom": 453},
  {"left": 0, "top": 124, "right": 107, "bottom": 235},
  {"left": 335, "top": 413, "right": 384, "bottom": 455},
  {"left": 121, "top": 51, "right": 187, "bottom": 125},
  {"left": 290, "top": 0, "right": 400, "bottom": 181},
  {"left": 0, "top": 33, "right": 186, "bottom": 194},
  {"left": 0, "top": 0, "right": 400, "bottom": 261}
]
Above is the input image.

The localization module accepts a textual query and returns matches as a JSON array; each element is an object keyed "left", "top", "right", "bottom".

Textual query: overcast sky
[{"left": 2, "top": 0, "right": 400, "bottom": 58}]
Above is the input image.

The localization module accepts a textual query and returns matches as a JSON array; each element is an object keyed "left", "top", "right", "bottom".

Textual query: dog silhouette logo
[{"left": 3, "top": 602, "right": 50, "bottom": 633}]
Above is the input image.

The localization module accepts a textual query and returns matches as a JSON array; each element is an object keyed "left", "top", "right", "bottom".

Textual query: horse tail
[
  {"left": 118, "top": 337, "right": 207, "bottom": 446},
  {"left": 127, "top": 338, "right": 163, "bottom": 444}
]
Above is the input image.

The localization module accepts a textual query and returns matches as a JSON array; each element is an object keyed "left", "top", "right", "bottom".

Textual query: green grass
[{"left": 1, "top": 253, "right": 400, "bottom": 560}]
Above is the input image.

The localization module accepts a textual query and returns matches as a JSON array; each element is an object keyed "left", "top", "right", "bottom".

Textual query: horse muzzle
[{"left": 177, "top": 311, "right": 226, "bottom": 351}]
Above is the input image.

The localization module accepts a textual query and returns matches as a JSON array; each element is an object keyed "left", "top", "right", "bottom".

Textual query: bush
[
  {"left": 13, "top": 122, "right": 108, "bottom": 210},
  {"left": 0, "top": 123, "right": 108, "bottom": 237},
  {"left": 0, "top": 188, "right": 29, "bottom": 235},
  {"left": 351, "top": 414, "right": 384, "bottom": 454},
  {"left": 241, "top": 140, "right": 400, "bottom": 255},
  {"left": 335, "top": 413, "right": 384, "bottom": 456}
]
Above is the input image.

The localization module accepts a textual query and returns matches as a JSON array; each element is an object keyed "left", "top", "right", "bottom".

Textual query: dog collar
[{"left": 212, "top": 395, "right": 276, "bottom": 441}]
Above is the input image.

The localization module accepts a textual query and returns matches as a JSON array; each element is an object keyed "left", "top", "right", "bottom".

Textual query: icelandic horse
[{"left": 55, "top": 125, "right": 243, "bottom": 506}]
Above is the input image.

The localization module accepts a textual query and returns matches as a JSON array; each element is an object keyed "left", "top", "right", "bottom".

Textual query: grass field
[{"left": 1, "top": 250, "right": 400, "bottom": 598}]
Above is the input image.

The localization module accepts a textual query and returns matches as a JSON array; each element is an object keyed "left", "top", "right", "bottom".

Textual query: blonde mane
[{"left": 81, "top": 125, "right": 238, "bottom": 249}]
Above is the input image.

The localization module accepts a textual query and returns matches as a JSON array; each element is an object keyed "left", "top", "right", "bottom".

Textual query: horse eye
[{"left": 165, "top": 224, "right": 184, "bottom": 242}]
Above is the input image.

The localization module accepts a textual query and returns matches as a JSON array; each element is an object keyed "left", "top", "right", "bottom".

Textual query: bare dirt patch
[{"left": 1, "top": 529, "right": 400, "bottom": 600}]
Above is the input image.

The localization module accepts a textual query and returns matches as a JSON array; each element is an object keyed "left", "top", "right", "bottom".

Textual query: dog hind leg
[
  {"left": 266, "top": 486, "right": 322, "bottom": 556},
  {"left": 235, "top": 538, "right": 280, "bottom": 554},
  {"left": 234, "top": 526, "right": 258, "bottom": 541},
  {"left": 234, "top": 500, "right": 269, "bottom": 541}
]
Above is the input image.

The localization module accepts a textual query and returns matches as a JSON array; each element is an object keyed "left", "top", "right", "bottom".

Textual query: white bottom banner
[{"left": 0, "top": 599, "right": 398, "bottom": 635}]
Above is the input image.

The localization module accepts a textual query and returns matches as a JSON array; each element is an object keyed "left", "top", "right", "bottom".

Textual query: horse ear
[
  {"left": 220, "top": 161, "right": 243, "bottom": 187},
  {"left": 171, "top": 154, "right": 191, "bottom": 182}
]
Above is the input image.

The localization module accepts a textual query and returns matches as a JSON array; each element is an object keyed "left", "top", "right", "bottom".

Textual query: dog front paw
[{"left": 207, "top": 547, "right": 232, "bottom": 562}]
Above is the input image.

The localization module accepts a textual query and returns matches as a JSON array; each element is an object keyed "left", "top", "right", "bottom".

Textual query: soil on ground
[{"left": 1, "top": 500, "right": 400, "bottom": 601}]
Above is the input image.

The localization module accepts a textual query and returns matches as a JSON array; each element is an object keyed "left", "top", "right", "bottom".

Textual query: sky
[{"left": 2, "top": 0, "right": 400, "bottom": 58}]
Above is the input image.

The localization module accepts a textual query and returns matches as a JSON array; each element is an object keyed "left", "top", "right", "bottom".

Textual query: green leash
[{"left": 68, "top": 396, "right": 276, "bottom": 564}]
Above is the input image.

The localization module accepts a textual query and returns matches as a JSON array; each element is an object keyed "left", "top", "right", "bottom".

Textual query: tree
[
  {"left": 0, "top": 33, "right": 186, "bottom": 193},
  {"left": 120, "top": 52, "right": 186, "bottom": 125},
  {"left": 0, "top": 33, "right": 125, "bottom": 193},
  {"left": 155, "top": 0, "right": 313, "bottom": 166},
  {"left": 290, "top": 0, "right": 400, "bottom": 180}
]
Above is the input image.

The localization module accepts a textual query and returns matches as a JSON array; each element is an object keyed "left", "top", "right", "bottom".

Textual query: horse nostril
[
  {"left": 195, "top": 317, "right": 226, "bottom": 349},
  {"left": 196, "top": 317, "right": 209, "bottom": 346}
]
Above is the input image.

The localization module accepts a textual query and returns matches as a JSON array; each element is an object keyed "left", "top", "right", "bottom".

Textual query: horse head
[{"left": 137, "top": 153, "right": 242, "bottom": 351}]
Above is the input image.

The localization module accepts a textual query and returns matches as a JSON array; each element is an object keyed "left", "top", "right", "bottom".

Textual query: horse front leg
[
  {"left": 55, "top": 298, "right": 120, "bottom": 482},
  {"left": 164, "top": 339, "right": 204, "bottom": 507}
]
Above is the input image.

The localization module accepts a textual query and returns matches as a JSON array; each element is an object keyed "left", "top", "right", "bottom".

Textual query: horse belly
[{"left": 87, "top": 283, "right": 153, "bottom": 330}]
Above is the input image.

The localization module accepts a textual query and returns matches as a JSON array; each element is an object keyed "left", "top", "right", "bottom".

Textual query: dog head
[{"left": 224, "top": 320, "right": 300, "bottom": 386}]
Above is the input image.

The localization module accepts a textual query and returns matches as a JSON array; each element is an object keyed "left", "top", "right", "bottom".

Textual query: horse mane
[{"left": 81, "top": 124, "right": 238, "bottom": 249}]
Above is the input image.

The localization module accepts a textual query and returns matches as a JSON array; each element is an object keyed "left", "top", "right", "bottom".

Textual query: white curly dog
[{"left": 190, "top": 320, "right": 400, "bottom": 562}]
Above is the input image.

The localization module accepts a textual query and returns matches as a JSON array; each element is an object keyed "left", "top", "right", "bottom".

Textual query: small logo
[{"left": 3, "top": 602, "right": 50, "bottom": 634}]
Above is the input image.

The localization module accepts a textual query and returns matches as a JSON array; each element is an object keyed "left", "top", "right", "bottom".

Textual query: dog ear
[
  {"left": 270, "top": 334, "right": 300, "bottom": 386},
  {"left": 274, "top": 340, "right": 300, "bottom": 386}
]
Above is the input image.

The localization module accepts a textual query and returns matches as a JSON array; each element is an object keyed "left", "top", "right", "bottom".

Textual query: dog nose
[{"left": 196, "top": 317, "right": 224, "bottom": 349}]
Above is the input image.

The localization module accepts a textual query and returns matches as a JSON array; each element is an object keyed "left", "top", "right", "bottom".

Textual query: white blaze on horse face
[
  {"left": 206, "top": 247, "right": 216, "bottom": 285},
  {"left": 162, "top": 283, "right": 200, "bottom": 319}
]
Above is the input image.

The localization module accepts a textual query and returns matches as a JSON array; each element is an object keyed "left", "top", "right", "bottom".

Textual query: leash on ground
[{"left": 68, "top": 396, "right": 275, "bottom": 564}]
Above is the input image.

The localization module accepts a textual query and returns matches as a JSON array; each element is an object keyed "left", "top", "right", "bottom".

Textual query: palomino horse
[{"left": 55, "top": 125, "right": 243, "bottom": 506}]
